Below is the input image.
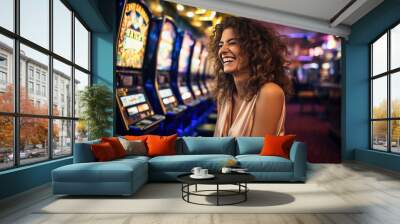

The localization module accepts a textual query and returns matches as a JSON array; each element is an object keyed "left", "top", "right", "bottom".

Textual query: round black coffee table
[{"left": 177, "top": 173, "right": 255, "bottom": 206}]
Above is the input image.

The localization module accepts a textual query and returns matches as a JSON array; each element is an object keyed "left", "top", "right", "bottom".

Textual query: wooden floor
[{"left": 1, "top": 162, "right": 400, "bottom": 224}]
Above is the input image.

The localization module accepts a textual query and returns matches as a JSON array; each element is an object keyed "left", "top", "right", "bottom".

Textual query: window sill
[{"left": 0, "top": 156, "right": 72, "bottom": 175}]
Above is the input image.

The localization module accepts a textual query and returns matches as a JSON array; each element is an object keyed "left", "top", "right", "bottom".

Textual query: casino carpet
[{"left": 286, "top": 103, "right": 341, "bottom": 163}]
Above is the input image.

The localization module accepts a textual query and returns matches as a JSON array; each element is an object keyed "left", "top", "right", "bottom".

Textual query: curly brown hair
[{"left": 209, "top": 16, "right": 291, "bottom": 103}]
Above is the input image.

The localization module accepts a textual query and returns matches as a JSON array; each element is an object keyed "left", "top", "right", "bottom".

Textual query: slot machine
[
  {"left": 115, "top": 0, "right": 165, "bottom": 135},
  {"left": 175, "top": 31, "right": 196, "bottom": 106},
  {"left": 189, "top": 40, "right": 204, "bottom": 101},
  {"left": 143, "top": 17, "right": 187, "bottom": 135},
  {"left": 171, "top": 31, "right": 203, "bottom": 135},
  {"left": 198, "top": 45, "right": 210, "bottom": 97}
]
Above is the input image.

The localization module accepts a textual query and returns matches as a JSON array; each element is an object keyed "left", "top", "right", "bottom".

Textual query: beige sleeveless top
[{"left": 214, "top": 92, "right": 286, "bottom": 137}]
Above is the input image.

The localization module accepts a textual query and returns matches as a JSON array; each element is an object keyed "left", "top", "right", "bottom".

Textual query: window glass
[
  {"left": 391, "top": 24, "right": 400, "bottom": 70},
  {"left": 20, "top": 117, "right": 49, "bottom": 165},
  {"left": 20, "top": 44, "right": 49, "bottom": 115},
  {"left": 391, "top": 72, "right": 400, "bottom": 118},
  {"left": 74, "top": 18, "right": 89, "bottom": 70},
  {"left": 75, "top": 120, "right": 88, "bottom": 143},
  {"left": 20, "top": 0, "right": 49, "bottom": 49},
  {"left": 53, "top": 0, "right": 72, "bottom": 60},
  {"left": 0, "top": 0, "right": 13, "bottom": 31},
  {"left": 53, "top": 119, "right": 72, "bottom": 158},
  {"left": 0, "top": 116, "right": 14, "bottom": 170},
  {"left": 372, "top": 77, "right": 387, "bottom": 119},
  {"left": 53, "top": 59, "right": 72, "bottom": 116},
  {"left": 372, "top": 34, "right": 387, "bottom": 76},
  {"left": 391, "top": 120, "right": 400, "bottom": 153},
  {"left": 372, "top": 121, "right": 388, "bottom": 151},
  {"left": 0, "top": 35, "right": 13, "bottom": 112},
  {"left": 74, "top": 69, "right": 89, "bottom": 118}
]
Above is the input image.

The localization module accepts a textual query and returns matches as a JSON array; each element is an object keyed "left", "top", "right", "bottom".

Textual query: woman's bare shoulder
[{"left": 259, "top": 82, "right": 284, "bottom": 99}]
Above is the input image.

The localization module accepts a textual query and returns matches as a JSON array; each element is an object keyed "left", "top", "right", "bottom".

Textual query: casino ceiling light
[
  {"left": 186, "top": 11, "right": 194, "bottom": 18},
  {"left": 199, "top": 11, "right": 216, "bottom": 21},
  {"left": 176, "top": 4, "right": 184, "bottom": 11},
  {"left": 155, "top": 4, "right": 163, "bottom": 13},
  {"left": 195, "top": 8, "right": 207, "bottom": 14}
]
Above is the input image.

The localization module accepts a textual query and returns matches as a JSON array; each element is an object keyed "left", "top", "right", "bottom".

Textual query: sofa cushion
[
  {"left": 179, "top": 137, "right": 235, "bottom": 155},
  {"left": 101, "top": 137, "right": 127, "bottom": 158},
  {"left": 73, "top": 139, "right": 100, "bottom": 163},
  {"left": 236, "top": 155, "right": 293, "bottom": 172},
  {"left": 52, "top": 159, "right": 147, "bottom": 183},
  {"left": 236, "top": 137, "right": 264, "bottom": 155},
  {"left": 260, "top": 135, "right": 296, "bottom": 159},
  {"left": 118, "top": 137, "right": 147, "bottom": 156},
  {"left": 148, "top": 154, "right": 235, "bottom": 172},
  {"left": 91, "top": 142, "right": 118, "bottom": 161},
  {"left": 147, "top": 134, "right": 177, "bottom": 157}
]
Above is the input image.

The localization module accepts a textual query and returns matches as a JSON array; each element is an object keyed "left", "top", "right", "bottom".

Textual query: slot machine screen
[
  {"left": 190, "top": 41, "right": 202, "bottom": 75},
  {"left": 157, "top": 20, "right": 176, "bottom": 71},
  {"left": 127, "top": 106, "right": 139, "bottom": 116},
  {"left": 159, "top": 88, "right": 173, "bottom": 98},
  {"left": 179, "top": 86, "right": 192, "bottom": 100},
  {"left": 116, "top": 2, "right": 150, "bottom": 69},
  {"left": 120, "top": 93, "right": 146, "bottom": 107},
  {"left": 118, "top": 74, "right": 133, "bottom": 87},
  {"left": 178, "top": 33, "right": 194, "bottom": 73}
]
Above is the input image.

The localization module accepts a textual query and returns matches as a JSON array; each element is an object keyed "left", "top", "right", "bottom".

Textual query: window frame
[
  {"left": 0, "top": 0, "right": 92, "bottom": 171},
  {"left": 370, "top": 20, "right": 400, "bottom": 154}
]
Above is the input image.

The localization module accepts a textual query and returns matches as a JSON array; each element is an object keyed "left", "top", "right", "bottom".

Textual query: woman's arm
[{"left": 251, "top": 82, "right": 285, "bottom": 136}]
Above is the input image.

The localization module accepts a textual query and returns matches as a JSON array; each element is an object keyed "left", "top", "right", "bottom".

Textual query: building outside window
[
  {"left": 35, "top": 70, "right": 40, "bottom": 81},
  {"left": 370, "top": 23, "right": 400, "bottom": 154},
  {"left": 42, "top": 85, "right": 46, "bottom": 97},
  {"left": 0, "top": 0, "right": 91, "bottom": 170},
  {"left": 0, "top": 54, "right": 7, "bottom": 89},
  {"left": 28, "top": 81, "right": 34, "bottom": 94},
  {"left": 28, "top": 66, "right": 34, "bottom": 80}
]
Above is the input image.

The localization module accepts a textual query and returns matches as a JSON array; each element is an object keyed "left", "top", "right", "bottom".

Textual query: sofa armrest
[
  {"left": 289, "top": 141, "right": 307, "bottom": 181},
  {"left": 73, "top": 140, "right": 100, "bottom": 163}
]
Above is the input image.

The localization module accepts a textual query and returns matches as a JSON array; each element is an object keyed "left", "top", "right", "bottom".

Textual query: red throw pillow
[
  {"left": 101, "top": 137, "right": 126, "bottom": 158},
  {"left": 260, "top": 134, "right": 296, "bottom": 159},
  {"left": 91, "top": 142, "right": 117, "bottom": 161},
  {"left": 146, "top": 134, "right": 177, "bottom": 157}
]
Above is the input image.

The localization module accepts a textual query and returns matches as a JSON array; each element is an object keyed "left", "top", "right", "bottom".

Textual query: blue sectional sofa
[{"left": 52, "top": 137, "right": 307, "bottom": 196}]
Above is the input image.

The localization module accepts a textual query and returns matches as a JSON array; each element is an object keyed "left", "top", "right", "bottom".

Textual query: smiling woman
[{"left": 209, "top": 16, "right": 291, "bottom": 137}]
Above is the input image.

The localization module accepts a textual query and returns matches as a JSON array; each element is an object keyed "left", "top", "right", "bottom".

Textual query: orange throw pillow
[
  {"left": 260, "top": 134, "right": 296, "bottom": 159},
  {"left": 146, "top": 134, "right": 177, "bottom": 157},
  {"left": 101, "top": 137, "right": 126, "bottom": 158},
  {"left": 91, "top": 142, "right": 117, "bottom": 161}
]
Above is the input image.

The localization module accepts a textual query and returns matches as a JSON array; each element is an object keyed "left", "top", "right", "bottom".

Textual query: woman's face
[{"left": 218, "top": 28, "right": 249, "bottom": 75}]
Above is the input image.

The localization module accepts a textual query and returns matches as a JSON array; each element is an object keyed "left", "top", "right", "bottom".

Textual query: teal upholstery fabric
[
  {"left": 180, "top": 137, "right": 235, "bottom": 155},
  {"left": 149, "top": 154, "right": 235, "bottom": 173},
  {"left": 53, "top": 137, "right": 307, "bottom": 196},
  {"left": 52, "top": 158, "right": 148, "bottom": 195},
  {"left": 236, "top": 155, "right": 293, "bottom": 172},
  {"left": 289, "top": 141, "right": 307, "bottom": 181},
  {"left": 236, "top": 137, "right": 264, "bottom": 155},
  {"left": 73, "top": 140, "right": 100, "bottom": 163}
]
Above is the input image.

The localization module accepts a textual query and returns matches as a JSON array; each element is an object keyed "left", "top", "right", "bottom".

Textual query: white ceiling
[{"left": 166, "top": 0, "right": 384, "bottom": 37}]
